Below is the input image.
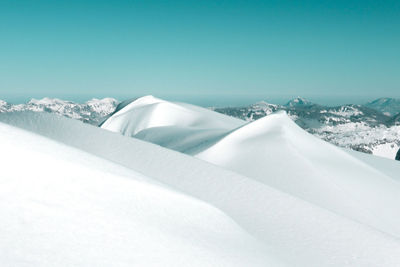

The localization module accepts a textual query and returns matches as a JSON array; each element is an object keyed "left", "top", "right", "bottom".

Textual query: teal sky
[{"left": 0, "top": 0, "right": 399, "bottom": 105}]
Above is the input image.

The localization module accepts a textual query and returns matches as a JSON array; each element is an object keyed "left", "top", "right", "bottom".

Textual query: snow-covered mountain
[
  {"left": 101, "top": 96, "right": 400, "bottom": 238},
  {"left": 214, "top": 97, "right": 400, "bottom": 160},
  {"left": 2, "top": 105, "right": 400, "bottom": 266},
  {"left": 366, "top": 97, "right": 400, "bottom": 116},
  {"left": 285, "top": 96, "right": 315, "bottom": 107},
  {"left": 1, "top": 96, "right": 400, "bottom": 159},
  {"left": 0, "top": 97, "right": 118, "bottom": 124}
]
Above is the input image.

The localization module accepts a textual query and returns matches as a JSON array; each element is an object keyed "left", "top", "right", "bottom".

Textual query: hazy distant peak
[
  {"left": 368, "top": 97, "right": 398, "bottom": 104},
  {"left": 250, "top": 100, "right": 280, "bottom": 108},
  {"left": 86, "top": 97, "right": 118, "bottom": 103},
  {"left": 366, "top": 97, "right": 400, "bottom": 116},
  {"left": 27, "top": 97, "right": 71, "bottom": 105},
  {"left": 285, "top": 96, "right": 313, "bottom": 107},
  {"left": 253, "top": 100, "right": 270, "bottom": 105},
  {"left": 0, "top": 100, "right": 9, "bottom": 106}
]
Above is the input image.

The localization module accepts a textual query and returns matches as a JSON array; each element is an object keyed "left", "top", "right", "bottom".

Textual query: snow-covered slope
[
  {"left": 196, "top": 112, "right": 400, "bottom": 238},
  {"left": 0, "top": 122, "right": 281, "bottom": 267},
  {"left": 101, "top": 95, "right": 244, "bottom": 153},
  {"left": 2, "top": 111, "right": 400, "bottom": 266},
  {"left": 101, "top": 96, "right": 400, "bottom": 239},
  {"left": 215, "top": 101, "right": 400, "bottom": 160}
]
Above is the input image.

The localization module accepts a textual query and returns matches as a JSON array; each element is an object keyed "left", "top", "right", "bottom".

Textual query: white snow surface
[
  {"left": 101, "top": 96, "right": 400, "bottom": 239},
  {"left": 101, "top": 95, "right": 244, "bottom": 153},
  {"left": 372, "top": 142, "right": 400, "bottom": 159},
  {"left": 196, "top": 112, "right": 400, "bottom": 238},
  {"left": 0, "top": 122, "right": 281, "bottom": 267},
  {"left": 312, "top": 122, "right": 400, "bottom": 159},
  {"left": 2, "top": 96, "right": 400, "bottom": 266}
]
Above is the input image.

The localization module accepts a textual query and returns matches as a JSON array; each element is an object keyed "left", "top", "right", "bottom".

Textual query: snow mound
[
  {"left": 100, "top": 97, "right": 400, "bottom": 239},
  {"left": 101, "top": 95, "right": 244, "bottom": 153},
  {"left": 101, "top": 95, "right": 244, "bottom": 134},
  {"left": 196, "top": 111, "right": 400, "bottom": 238},
  {"left": 2, "top": 111, "right": 400, "bottom": 266},
  {"left": 0, "top": 122, "right": 281, "bottom": 267}
]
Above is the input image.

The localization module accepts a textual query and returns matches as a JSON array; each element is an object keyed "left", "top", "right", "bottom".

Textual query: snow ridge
[
  {"left": 102, "top": 98, "right": 400, "bottom": 239},
  {"left": 214, "top": 99, "right": 400, "bottom": 159},
  {"left": 2, "top": 110, "right": 400, "bottom": 266}
]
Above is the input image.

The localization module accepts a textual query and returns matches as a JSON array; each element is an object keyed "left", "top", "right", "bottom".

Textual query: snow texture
[{"left": 1, "top": 96, "right": 400, "bottom": 266}]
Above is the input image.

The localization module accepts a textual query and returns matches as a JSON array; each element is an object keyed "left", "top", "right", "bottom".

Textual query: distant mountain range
[
  {"left": 365, "top": 97, "right": 400, "bottom": 116},
  {"left": 0, "top": 97, "right": 118, "bottom": 125},
  {"left": 214, "top": 97, "right": 400, "bottom": 126},
  {"left": 213, "top": 97, "right": 400, "bottom": 159},
  {"left": 1, "top": 96, "right": 399, "bottom": 160}
]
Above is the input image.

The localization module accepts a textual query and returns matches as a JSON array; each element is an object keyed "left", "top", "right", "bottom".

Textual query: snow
[
  {"left": 102, "top": 95, "right": 244, "bottom": 132},
  {"left": 0, "top": 97, "right": 118, "bottom": 125},
  {"left": 86, "top": 97, "right": 119, "bottom": 113},
  {"left": 0, "top": 100, "right": 10, "bottom": 112},
  {"left": 0, "top": 122, "right": 281, "bottom": 267},
  {"left": 101, "top": 96, "right": 400, "bottom": 239},
  {"left": 329, "top": 105, "right": 363, "bottom": 117},
  {"left": 2, "top": 106, "right": 400, "bottom": 266},
  {"left": 372, "top": 142, "right": 400, "bottom": 159},
  {"left": 101, "top": 95, "right": 244, "bottom": 153},
  {"left": 213, "top": 100, "right": 399, "bottom": 160},
  {"left": 2, "top": 96, "right": 398, "bottom": 160},
  {"left": 195, "top": 111, "right": 400, "bottom": 238},
  {"left": 313, "top": 123, "right": 400, "bottom": 159}
]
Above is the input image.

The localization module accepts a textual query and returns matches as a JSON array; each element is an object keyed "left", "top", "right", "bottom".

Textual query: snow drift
[
  {"left": 2, "top": 109, "right": 400, "bottom": 266},
  {"left": 100, "top": 95, "right": 245, "bottom": 153},
  {"left": 0, "top": 122, "right": 281, "bottom": 267},
  {"left": 101, "top": 96, "right": 400, "bottom": 239}
]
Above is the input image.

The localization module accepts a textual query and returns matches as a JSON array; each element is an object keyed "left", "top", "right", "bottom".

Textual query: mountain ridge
[
  {"left": 100, "top": 97, "right": 400, "bottom": 238},
  {"left": 214, "top": 97, "right": 400, "bottom": 159},
  {"left": 1, "top": 96, "right": 400, "bottom": 159},
  {"left": 0, "top": 97, "right": 118, "bottom": 124}
]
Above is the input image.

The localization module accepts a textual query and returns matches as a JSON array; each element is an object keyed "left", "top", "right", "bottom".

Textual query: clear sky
[{"left": 0, "top": 0, "right": 399, "bottom": 105}]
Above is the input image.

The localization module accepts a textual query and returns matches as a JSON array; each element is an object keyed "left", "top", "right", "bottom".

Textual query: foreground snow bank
[
  {"left": 0, "top": 122, "right": 281, "bottom": 267},
  {"left": 2, "top": 111, "right": 400, "bottom": 266}
]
